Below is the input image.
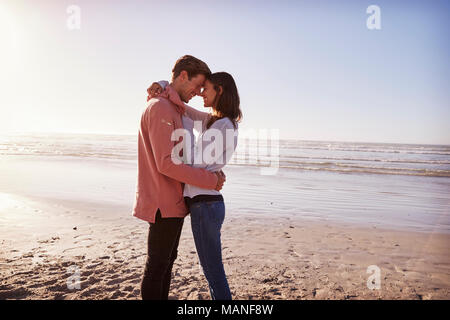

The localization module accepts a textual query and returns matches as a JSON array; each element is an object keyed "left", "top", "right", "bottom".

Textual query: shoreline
[
  {"left": 1, "top": 155, "right": 449, "bottom": 234},
  {"left": 3, "top": 190, "right": 449, "bottom": 235},
  {"left": 1, "top": 193, "right": 449, "bottom": 300}
]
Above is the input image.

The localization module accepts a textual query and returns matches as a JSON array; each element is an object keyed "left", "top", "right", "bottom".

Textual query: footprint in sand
[
  {"left": 0, "top": 287, "right": 32, "bottom": 299},
  {"left": 106, "top": 278, "right": 122, "bottom": 286},
  {"left": 85, "top": 262, "right": 103, "bottom": 269},
  {"left": 62, "top": 246, "right": 86, "bottom": 253},
  {"left": 81, "top": 270, "right": 94, "bottom": 277},
  {"left": 110, "top": 290, "right": 126, "bottom": 299},
  {"left": 107, "top": 242, "right": 121, "bottom": 249}
]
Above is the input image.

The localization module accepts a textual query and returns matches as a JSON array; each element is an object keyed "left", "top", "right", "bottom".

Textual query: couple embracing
[{"left": 132, "top": 55, "right": 242, "bottom": 300}]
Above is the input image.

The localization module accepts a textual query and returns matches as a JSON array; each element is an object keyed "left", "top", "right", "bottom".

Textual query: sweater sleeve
[
  {"left": 184, "top": 104, "right": 212, "bottom": 124},
  {"left": 157, "top": 81, "right": 210, "bottom": 124},
  {"left": 147, "top": 101, "right": 218, "bottom": 189},
  {"left": 157, "top": 80, "right": 169, "bottom": 89}
]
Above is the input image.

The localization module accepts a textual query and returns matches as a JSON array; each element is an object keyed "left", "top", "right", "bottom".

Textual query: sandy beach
[
  {"left": 1, "top": 135, "right": 449, "bottom": 300},
  {"left": 1, "top": 192, "right": 449, "bottom": 300}
]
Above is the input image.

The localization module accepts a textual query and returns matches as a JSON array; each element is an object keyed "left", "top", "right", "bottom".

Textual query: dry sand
[{"left": 0, "top": 193, "right": 449, "bottom": 300}]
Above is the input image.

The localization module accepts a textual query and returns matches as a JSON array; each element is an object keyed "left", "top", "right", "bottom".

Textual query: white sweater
[
  {"left": 157, "top": 80, "right": 239, "bottom": 197},
  {"left": 182, "top": 113, "right": 238, "bottom": 198}
]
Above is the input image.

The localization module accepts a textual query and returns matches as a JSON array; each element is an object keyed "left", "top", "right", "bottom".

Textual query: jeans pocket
[
  {"left": 188, "top": 203, "right": 202, "bottom": 218},
  {"left": 207, "top": 201, "right": 225, "bottom": 224}
]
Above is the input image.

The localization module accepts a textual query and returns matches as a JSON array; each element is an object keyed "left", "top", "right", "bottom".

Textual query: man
[{"left": 133, "top": 55, "right": 226, "bottom": 300}]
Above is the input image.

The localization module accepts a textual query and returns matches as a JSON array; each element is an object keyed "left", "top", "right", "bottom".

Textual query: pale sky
[{"left": 0, "top": 0, "right": 449, "bottom": 145}]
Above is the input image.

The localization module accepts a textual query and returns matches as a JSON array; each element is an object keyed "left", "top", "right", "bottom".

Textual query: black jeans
[{"left": 141, "top": 210, "right": 184, "bottom": 300}]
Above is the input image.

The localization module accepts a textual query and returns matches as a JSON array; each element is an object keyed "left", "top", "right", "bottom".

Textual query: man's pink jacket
[{"left": 132, "top": 85, "right": 218, "bottom": 223}]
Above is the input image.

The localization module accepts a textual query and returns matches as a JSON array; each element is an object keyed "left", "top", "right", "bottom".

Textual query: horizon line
[{"left": 1, "top": 130, "right": 449, "bottom": 147}]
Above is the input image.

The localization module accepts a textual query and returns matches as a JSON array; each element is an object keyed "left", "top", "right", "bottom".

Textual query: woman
[{"left": 148, "top": 72, "right": 242, "bottom": 300}]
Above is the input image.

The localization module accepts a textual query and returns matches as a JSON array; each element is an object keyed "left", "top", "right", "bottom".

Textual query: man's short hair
[{"left": 172, "top": 55, "right": 211, "bottom": 81}]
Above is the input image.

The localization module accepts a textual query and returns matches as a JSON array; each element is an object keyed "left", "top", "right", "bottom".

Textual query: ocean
[
  {"left": 1, "top": 133, "right": 449, "bottom": 177},
  {"left": 0, "top": 133, "right": 449, "bottom": 233}
]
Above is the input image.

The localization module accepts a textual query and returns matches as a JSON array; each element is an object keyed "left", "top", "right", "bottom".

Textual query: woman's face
[{"left": 200, "top": 80, "right": 218, "bottom": 108}]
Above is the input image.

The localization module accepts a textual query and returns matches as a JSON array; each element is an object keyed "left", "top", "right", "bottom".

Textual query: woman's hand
[{"left": 147, "top": 82, "right": 164, "bottom": 101}]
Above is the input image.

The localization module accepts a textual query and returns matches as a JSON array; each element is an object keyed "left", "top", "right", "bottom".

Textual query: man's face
[{"left": 180, "top": 73, "right": 206, "bottom": 103}]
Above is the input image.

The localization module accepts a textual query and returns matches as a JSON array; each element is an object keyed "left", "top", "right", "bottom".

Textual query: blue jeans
[{"left": 189, "top": 200, "right": 232, "bottom": 300}]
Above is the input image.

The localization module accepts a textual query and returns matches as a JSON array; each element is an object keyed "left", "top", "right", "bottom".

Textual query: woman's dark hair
[{"left": 206, "top": 72, "right": 242, "bottom": 129}]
